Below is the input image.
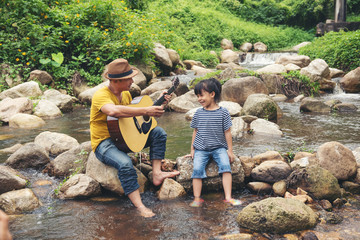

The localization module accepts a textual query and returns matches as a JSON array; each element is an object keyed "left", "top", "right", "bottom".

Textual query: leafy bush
[{"left": 299, "top": 30, "right": 360, "bottom": 72}]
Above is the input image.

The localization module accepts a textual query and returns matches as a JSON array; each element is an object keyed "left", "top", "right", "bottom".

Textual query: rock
[
  {"left": 153, "top": 43, "right": 172, "bottom": 74},
  {"left": 34, "top": 131, "right": 80, "bottom": 156},
  {"left": 319, "top": 199, "right": 332, "bottom": 210},
  {"left": 220, "top": 38, "right": 234, "bottom": 50},
  {"left": 249, "top": 119, "right": 283, "bottom": 137},
  {"left": 5, "top": 143, "right": 50, "bottom": 169},
  {"left": 293, "top": 94, "right": 305, "bottom": 102},
  {"left": 246, "top": 182, "right": 272, "bottom": 194},
  {"left": 157, "top": 178, "right": 186, "bottom": 200},
  {"left": 341, "top": 181, "right": 360, "bottom": 194},
  {"left": 239, "top": 156, "right": 255, "bottom": 177},
  {"left": 275, "top": 55, "right": 311, "bottom": 68},
  {"left": 176, "top": 155, "right": 245, "bottom": 192},
  {"left": 78, "top": 81, "right": 108, "bottom": 105},
  {"left": 8, "top": 113, "right": 46, "bottom": 129},
  {"left": 287, "top": 165, "right": 341, "bottom": 201},
  {"left": 29, "top": 70, "right": 53, "bottom": 85},
  {"left": 273, "top": 180, "right": 287, "bottom": 196},
  {"left": 44, "top": 141, "right": 92, "bottom": 177},
  {"left": 0, "top": 81, "right": 42, "bottom": 100},
  {"left": 0, "top": 143, "right": 23, "bottom": 154},
  {"left": 59, "top": 174, "right": 101, "bottom": 199},
  {"left": 43, "top": 89, "right": 74, "bottom": 113},
  {"left": 241, "top": 94, "right": 279, "bottom": 121},
  {"left": 317, "top": 141, "right": 357, "bottom": 181},
  {"left": 237, "top": 197, "right": 318, "bottom": 233},
  {"left": 168, "top": 91, "right": 201, "bottom": 113},
  {"left": 0, "top": 97, "right": 33, "bottom": 122},
  {"left": 340, "top": 67, "right": 360, "bottom": 93},
  {"left": 253, "top": 42, "right": 267, "bottom": 52},
  {"left": 185, "top": 107, "right": 201, "bottom": 121},
  {"left": 300, "top": 59, "right": 330, "bottom": 78},
  {"left": 220, "top": 49, "right": 239, "bottom": 63},
  {"left": 192, "top": 65, "right": 214, "bottom": 76},
  {"left": 86, "top": 152, "right": 148, "bottom": 195},
  {"left": 183, "top": 60, "right": 206, "bottom": 70},
  {"left": 0, "top": 165, "right": 28, "bottom": 194},
  {"left": 292, "top": 42, "right": 311, "bottom": 51},
  {"left": 333, "top": 103, "right": 358, "bottom": 112},
  {"left": 141, "top": 80, "right": 173, "bottom": 96},
  {"left": 166, "top": 49, "right": 180, "bottom": 67},
  {"left": 300, "top": 97, "right": 331, "bottom": 113},
  {"left": 256, "top": 64, "right": 287, "bottom": 74},
  {"left": 240, "top": 42, "right": 253, "bottom": 52},
  {"left": 216, "top": 62, "right": 244, "bottom": 71},
  {"left": 219, "top": 101, "right": 242, "bottom": 116},
  {"left": 231, "top": 117, "right": 247, "bottom": 139},
  {"left": 215, "top": 233, "right": 253, "bottom": 240},
  {"left": 329, "top": 68, "right": 345, "bottom": 78},
  {"left": 251, "top": 160, "right": 292, "bottom": 183},
  {"left": 0, "top": 188, "right": 41, "bottom": 214},
  {"left": 33, "top": 99, "right": 62, "bottom": 119},
  {"left": 222, "top": 76, "right": 269, "bottom": 106},
  {"left": 259, "top": 74, "right": 283, "bottom": 94}
]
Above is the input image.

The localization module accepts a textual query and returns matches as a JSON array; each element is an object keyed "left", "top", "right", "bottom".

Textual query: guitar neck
[{"left": 153, "top": 85, "right": 176, "bottom": 106}]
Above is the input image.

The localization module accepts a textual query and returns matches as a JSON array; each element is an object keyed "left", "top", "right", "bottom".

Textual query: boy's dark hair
[{"left": 194, "top": 78, "right": 222, "bottom": 102}]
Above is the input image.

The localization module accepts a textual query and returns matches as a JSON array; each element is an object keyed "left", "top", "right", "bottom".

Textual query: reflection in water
[{"left": 1, "top": 92, "right": 360, "bottom": 239}]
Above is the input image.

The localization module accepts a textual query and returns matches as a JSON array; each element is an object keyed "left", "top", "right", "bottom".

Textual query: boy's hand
[{"left": 228, "top": 151, "right": 236, "bottom": 163}]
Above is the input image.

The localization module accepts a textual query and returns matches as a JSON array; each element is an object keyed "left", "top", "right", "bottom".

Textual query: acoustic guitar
[{"left": 107, "top": 77, "right": 179, "bottom": 153}]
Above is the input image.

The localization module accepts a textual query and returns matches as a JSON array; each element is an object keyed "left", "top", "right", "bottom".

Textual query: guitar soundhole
[{"left": 143, "top": 115, "right": 150, "bottom": 122}]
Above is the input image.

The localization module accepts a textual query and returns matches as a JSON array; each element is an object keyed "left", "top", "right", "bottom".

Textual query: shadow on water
[{"left": 1, "top": 87, "right": 360, "bottom": 239}]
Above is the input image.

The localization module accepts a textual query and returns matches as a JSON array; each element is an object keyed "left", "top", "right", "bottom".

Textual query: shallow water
[{"left": 1, "top": 88, "right": 360, "bottom": 239}]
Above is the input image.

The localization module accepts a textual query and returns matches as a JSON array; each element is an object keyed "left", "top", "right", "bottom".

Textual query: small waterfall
[
  {"left": 239, "top": 52, "right": 298, "bottom": 70},
  {"left": 332, "top": 77, "right": 345, "bottom": 95}
]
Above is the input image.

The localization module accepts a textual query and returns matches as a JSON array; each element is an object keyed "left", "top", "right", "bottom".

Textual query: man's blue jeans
[{"left": 95, "top": 126, "right": 167, "bottom": 195}]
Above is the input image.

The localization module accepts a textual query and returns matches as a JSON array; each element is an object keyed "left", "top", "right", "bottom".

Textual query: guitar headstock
[{"left": 172, "top": 76, "right": 180, "bottom": 89}]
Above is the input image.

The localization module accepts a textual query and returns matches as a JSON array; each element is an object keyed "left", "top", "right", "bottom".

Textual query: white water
[{"left": 239, "top": 51, "right": 298, "bottom": 70}]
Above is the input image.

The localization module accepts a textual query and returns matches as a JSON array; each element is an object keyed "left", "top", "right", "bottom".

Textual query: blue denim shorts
[
  {"left": 95, "top": 126, "right": 167, "bottom": 195},
  {"left": 191, "top": 148, "right": 232, "bottom": 179}
]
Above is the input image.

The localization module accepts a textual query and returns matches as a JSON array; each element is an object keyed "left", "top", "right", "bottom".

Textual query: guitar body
[{"left": 107, "top": 95, "right": 157, "bottom": 153}]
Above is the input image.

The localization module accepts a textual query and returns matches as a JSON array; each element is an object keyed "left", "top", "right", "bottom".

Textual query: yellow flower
[
  {"left": 26, "top": 62, "right": 30, "bottom": 65},
  {"left": 134, "top": 49, "right": 138, "bottom": 52},
  {"left": 16, "top": 58, "right": 19, "bottom": 61},
  {"left": 65, "top": 40, "right": 69, "bottom": 43},
  {"left": 44, "top": 15, "right": 48, "bottom": 19},
  {"left": 0, "top": 43, "right": 2, "bottom": 46},
  {"left": 103, "top": 32, "right": 108, "bottom": 35},
  {"left": 26, "top": 37, "right": 29, "bottom": 40},
  {"left": 132, "top": 42, "right": 136, "bottom": 45},
  {"left": 22, "top": 52, "right": 26, "bottom": 56},
  {"left": 65, "top": 16, "right": 68, "bottom": 18},
  {"left": 18, "top": 49, "right": 21, "bottom": 52},
  {"left": 96, "top": 57, "right": 100, "bottom": 61},
  {"left": 105, "top": 29, "right": 109, "bottom": 31},
  {"left": 66, "top": 22, "right": 69, "bottom": 25},
  {"left": 60, "top": 36, "right": 63, "bottom": 38},
  {"left": 55, "top": 1, "right": 59, "bottom": 4},
  {"left": 126, "top": 42, "right": 131, "bottom": 46},
  {"left": 118, "top": 23, "right": 121, "bottom": 26},
  {"left": 129, "top": 32, "right": 133, "bottom": 36},
  {"left": 123, "top": 51, "right": 126, "bottom": 54},
  {"left": 76, "top": 14, "right": 80, "bottom": 17},
  {"left": 76, "top": 26, "right": 79, "bottom": 28},
  {"left": 138, "top": 43, "right": 142, "bottom": 46},
  {"left": 124, "top": 7, "right": 127, "bottom": 10}
]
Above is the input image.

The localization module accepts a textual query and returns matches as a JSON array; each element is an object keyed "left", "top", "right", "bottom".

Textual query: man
[{"left": 90, "top": 58, "right": 179, "bottom": 218}]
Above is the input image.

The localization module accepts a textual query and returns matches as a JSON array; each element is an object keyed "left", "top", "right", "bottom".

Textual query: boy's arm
[
  {"left": 225, "top": 128, "right": 235, "bottom": 163},
  {"left": 190, "top": 129, "right": 197, "bottom": 159}
]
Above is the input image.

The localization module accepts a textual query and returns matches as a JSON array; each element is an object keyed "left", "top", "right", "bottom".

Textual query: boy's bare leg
[
  {"left": 128, "top": 189, "right": 155, "bottom": 218},
  {"left": 192, "top": 178, "right": 203, "bottom": 201},
  {"left": 222, "top": 172, "right": 232, "bottom": 200},
  {"left": 152, "top": 159, "right": 180, "bottom": 186}
]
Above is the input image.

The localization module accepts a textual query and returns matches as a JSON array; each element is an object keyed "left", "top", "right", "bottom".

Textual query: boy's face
[{"left": 196, "top": 89, "right": 215, "bottom": 108}]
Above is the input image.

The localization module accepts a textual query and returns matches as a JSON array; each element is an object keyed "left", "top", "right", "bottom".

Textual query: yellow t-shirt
[{"left": 90, "top": 86, "right": 132, "bottom": 152}]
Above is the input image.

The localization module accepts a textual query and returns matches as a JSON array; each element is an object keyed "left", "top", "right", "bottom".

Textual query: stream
[{"left": 1, "top": 53, "right": 360, "bottom": 239}]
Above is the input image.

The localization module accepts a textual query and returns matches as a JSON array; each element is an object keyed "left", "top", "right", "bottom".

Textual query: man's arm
[{"left": 101, "top": 103, "right": 165, "bottom": 118}]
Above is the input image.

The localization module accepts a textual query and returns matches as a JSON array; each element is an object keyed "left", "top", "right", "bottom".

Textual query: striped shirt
[{"left": 191, "top": 107, "right": 232, "bottom": 151}]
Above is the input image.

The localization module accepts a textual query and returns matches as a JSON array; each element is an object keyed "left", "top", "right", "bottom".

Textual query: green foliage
[
  {"left": 299, "top": 30, "right": 360, "bottom": 72},
  {"left": 281, "top": 70, "right": 320, "bottom": 96},
  {"left": 189, "top": 70, "right": 222, "bottom": 88}
]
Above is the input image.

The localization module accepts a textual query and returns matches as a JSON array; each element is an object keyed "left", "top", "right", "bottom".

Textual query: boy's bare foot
[
  {"left": 153, "top": 170, "right": 180, "bottom": 186},
  {"left": 137, "top": 206, "right": 155, "bottom": 218}
]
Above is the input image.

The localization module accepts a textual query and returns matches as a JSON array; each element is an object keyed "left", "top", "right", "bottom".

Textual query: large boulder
[
  {"left": 5, "top": 143, "right": 50, "bottom": 169},
  {"left": 168, "top": 91, "right": 201, "bottom": 113},
  {"left": 275, "top": 55, "right": 311, "bottom": 68},
  {"left": 34, "top": 131, "right": 79, "bottom": 156},
  {"left": 176, "top": 155, "right": 245, "bottom": 192},
  {"left": 241, "top": 94, "right": 279, "bottom": 121},
  {"left": 44, "top": 141, "right": 92, "bottom": 177},
  {"left": 256, "top": 64, "right": 287, "bottom": 74},
  {"left": 237, "top": 197, "right": 318, "bottom": 233},
  {"left": 253, "top": 42, "right": 267, "bottom": 52},
  {"left": 157, "top": 178, "right": 186, "bottom": 200},
  {"left": 316, "top": 141, "right": 357, "bottom": 181},
  {"left": 220, "top": 49, "right": 239, "bottom": 63},
  {"left": 287, "top": 165, "right": 342, "bottom": 201},
  {"left": 141, "top": 80, "right": 173, "bottom": 96},
  {"left": 0, "top": 165, "right": 28, "bottom": 194},
  {"left": 222, "top": 76, "right": 269, "bottom": 106},
  {"left": 231, "top": 117, "right": 247, "bottom": 139},
  {"left": 58, "top": 174, "right": 101, "bottom": 199},
  {"left": 220, "top": 38, "right": 234, "bottom": 50},
  {"left": 86, "top": 152, "right": 148, "bottom": 195},
  {"left": 0, "top": 81, "right": 42, "bottom": 100},
  {"left": 29, "top": 70, "right": 53, "bottom": 85},
  {"left": 0, "top": 97, "right": 33, "bottom": 122},
  {"left": 8, "top": 113, "right": 46, "bottom": 129},
  {"left": 33, "top": 99, "right": 62, "bottom": 119},
  {"left": 0, "top": 188, "right": 41, "bottom": 214},
  {"left": 250, "top": 119, "right": 283, "bottom": 137},
  {"left": 340, "top": 67, "right": 360, "bottom": 93},
  {"left": 43, "top": 89, "right": 74, "bottom": 113},
  {"left": 300, "top": 97, "right": 331, "bottom": 113},
  {"left": 251, "top": 160, "right": 292, "bottom": 183}
]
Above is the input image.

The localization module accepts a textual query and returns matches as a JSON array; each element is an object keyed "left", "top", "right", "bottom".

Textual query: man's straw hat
[{"left": 104, "top": 58, "right": 138, "bottom": 80}]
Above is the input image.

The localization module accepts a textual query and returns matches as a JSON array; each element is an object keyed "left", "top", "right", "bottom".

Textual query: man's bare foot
[
  {"left": 153, "top": 170, "right": 180, "bottom": 186},
  {"left": 137, "top": 206, "right": 155, "bottom": 218}
]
